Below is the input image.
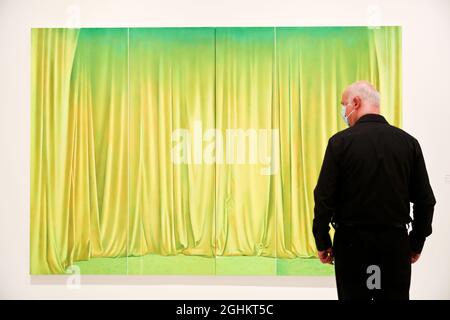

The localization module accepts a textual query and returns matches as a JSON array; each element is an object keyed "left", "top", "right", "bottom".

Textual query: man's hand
[
  {"left": 318, "top": 248, "right": 334, "bottom": 264},
  {"left": 410, "top": 251, "right": 421, "bottom": 264}
]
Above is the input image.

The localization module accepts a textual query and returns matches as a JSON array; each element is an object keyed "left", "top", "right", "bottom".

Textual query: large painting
[{"left": 31, "top": 27, "right": 401, "bottom": 275}]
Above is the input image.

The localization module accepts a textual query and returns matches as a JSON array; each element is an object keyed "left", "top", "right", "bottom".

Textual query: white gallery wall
[{"left": 0, "top": 0, "right": 449, "bottom": 299}]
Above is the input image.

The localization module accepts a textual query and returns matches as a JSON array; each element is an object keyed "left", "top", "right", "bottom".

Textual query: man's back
[
  {"left": 328, "top": 113, "right": 430, "bottom": 227},
  {"left": 313, "top": 113, "right": 436, "bottom": 253},
  {"left": 313, "top": 114, "right": 436, "bottom": 252}
]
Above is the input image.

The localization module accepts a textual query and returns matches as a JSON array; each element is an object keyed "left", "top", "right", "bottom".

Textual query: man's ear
[{"left": 353, "top": 96, "right": 362, "bottom": 109}]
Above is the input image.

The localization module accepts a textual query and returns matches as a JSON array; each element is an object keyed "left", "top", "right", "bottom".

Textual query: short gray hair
[{"left": 347, "top": 80, "right": 380, "bottom": 107}]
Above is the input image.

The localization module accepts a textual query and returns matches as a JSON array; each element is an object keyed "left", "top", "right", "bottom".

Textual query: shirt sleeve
[
  {"left": 408, "top": 139, "right": 436, "bottom": 253},
  {"left": 312, "top": 138, "right": 339, "bottom": 251}
]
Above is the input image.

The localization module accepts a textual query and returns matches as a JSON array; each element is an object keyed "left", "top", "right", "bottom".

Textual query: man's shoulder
[
  {"left": 384, "top": 124, "right": 421, "bottom": 148},
  {"left": 388, "top": 124, "right": 419, "bottom": 140},
  {"left": 329, "top": 123, "right": 419, "bottom": 145},
  {"left": 328, "top": 127, "right": 351, "bottom": 145}
]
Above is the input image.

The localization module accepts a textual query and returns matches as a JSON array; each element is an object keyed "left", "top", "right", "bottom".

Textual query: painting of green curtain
[{"left": 31, "top": 27, "right": 401, "bottom": 275}]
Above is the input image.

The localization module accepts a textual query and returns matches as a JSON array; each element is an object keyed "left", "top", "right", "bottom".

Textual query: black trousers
[{"left": 333, "top": 225, "right": 411, "bottom": 300}]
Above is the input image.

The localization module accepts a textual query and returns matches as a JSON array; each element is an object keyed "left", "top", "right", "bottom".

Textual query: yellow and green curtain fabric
[{"left": 31, "top": 27, "right": 401, "bottom": 275}]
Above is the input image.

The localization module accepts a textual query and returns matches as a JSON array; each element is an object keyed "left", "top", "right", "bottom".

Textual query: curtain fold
[
  {"left": 31, "top": 27, "right": 402, "bottom": 274},
  {"left": 128, "top": 28, "right": 216, "bottom": 259},
  {"left": 215, "top": 28, "right": 277, "bottom": 258}
]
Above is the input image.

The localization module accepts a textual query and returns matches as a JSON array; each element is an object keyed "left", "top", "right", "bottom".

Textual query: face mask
[{"left": 341, "top": 104, "right": 355, "bottom": 126}]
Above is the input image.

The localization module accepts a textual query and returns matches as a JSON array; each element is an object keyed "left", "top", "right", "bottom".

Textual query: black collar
[{"left": 355, "top": 113, "right": 389, "bottom": 125}]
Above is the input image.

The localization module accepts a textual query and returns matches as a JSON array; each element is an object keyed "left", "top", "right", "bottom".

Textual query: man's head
[{"left": 340, "top": 80, "right": 380, "bottom": 126}]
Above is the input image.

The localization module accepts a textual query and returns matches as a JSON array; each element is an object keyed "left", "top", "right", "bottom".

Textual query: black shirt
[{"left": 312, "top": 113, "right": 436, "bottom": 253}]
